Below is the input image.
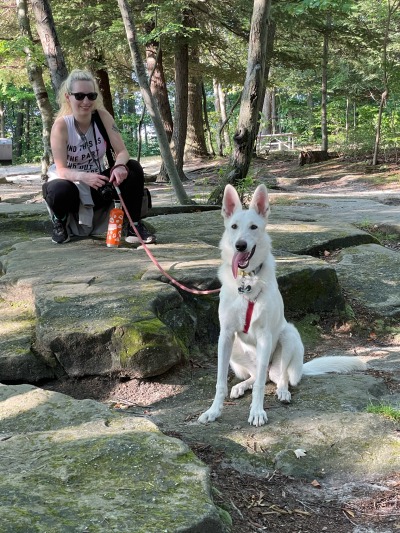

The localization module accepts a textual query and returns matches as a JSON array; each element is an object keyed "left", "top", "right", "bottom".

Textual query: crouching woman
[{"left": 43, "top": 69, "right": 155, "bottom": 244}]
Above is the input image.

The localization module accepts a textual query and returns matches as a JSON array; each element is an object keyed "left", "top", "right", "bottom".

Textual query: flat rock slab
[
  {"left": 336, "top": 243, "right": 400, "bottom": 318},
  {"left": 152, "top": 365, "right": 400, "bottom": 486},
  {"left": 0, "top": 383, "right": 224, "bottom": 532}
]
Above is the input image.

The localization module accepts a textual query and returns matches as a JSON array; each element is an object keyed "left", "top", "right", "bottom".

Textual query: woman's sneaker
[
  {"left": 52, "top": 216, "right": 70, "bottom": 244},
  {"left": 125, "top": 221, "right": 156, "bottom": 244}
]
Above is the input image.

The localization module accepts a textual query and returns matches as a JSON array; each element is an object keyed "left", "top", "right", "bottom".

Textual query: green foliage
[{"left": 366, "top": 402, "right": 400, "bottom": 421}]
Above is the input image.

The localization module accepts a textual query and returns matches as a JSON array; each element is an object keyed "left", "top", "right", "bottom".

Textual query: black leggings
[{"left": 43, "top": 159, "right": 144, "bottom": 222}]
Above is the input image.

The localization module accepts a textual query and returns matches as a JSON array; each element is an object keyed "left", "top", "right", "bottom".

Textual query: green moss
[
  {"left": 116, "top": 318, "right": 187, "bottom": 366},
  {"left": 295, "top": 314, "right": 322, "bottom": 349}
]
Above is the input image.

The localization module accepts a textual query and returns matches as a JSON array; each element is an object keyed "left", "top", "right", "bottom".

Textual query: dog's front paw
[
  {"left": 198, "top": 407, "right": 221, "bottom": 424},
  {"left": 248, "top": 408, "right": 268, "bottom": 427},
  {"left": 230, "top": 381, "right": 252, "bottom": 399},
  {"left": 276, "top": 388, "right": 291, "bottom": 403}
]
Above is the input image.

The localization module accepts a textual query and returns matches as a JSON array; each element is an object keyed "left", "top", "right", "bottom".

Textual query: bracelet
[{"left": 111, "top": 163, "right": 128, "bottom": 173}]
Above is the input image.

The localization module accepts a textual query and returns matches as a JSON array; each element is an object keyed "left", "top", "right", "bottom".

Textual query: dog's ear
[
  {"left": 222, "top": 184, "right": 242, "bottom": 218},
  {"left": 249, "top": 184, "right": 270, "bottom": 218}
]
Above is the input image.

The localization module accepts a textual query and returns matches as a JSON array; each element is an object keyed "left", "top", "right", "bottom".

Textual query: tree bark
[
  {"left": 371, "top": 1, "right": 400, "bottom": 165},
  {"left": 0, "top": 102, "right": 5, "bottom": 138},
  {"left": 218, "top": 84, "right": 231, "bottom": 152},
  {"left": 169, "top": 34, "right": 189, "bottom": 182},
  {"left": 17, "top": 0, "right": 54, "bottom": 177},
  {"left": 95, "top": 61, "right": 115, "bottom": 117},
  {"left": 185, "top": 47, "right": 208, "bottom": 158},
  {"left": 321, "top": 16, "right": 329, "bottom": 153},
  {"left": 202, "top": 82, "right": 215, "bottom": 156},
  {"left": 145, "top": 31, "right": 173, "bottom": 142},
  {"left": 213, "top": 79, "right": 223, "bottom": 155},
  {"left": 14, "top": 109, "right": 24, "bottom": 158},
  {"left": 117, "top": 0, "right": 192, "bottom": 204},
  {"left": 30, "top": 0, "right": 68, "bottom": 94},
  {"left": 208, "top": 0, "right": 272, "bottom": 204}
]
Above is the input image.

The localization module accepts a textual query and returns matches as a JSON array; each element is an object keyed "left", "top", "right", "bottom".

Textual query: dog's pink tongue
[{"left": 232, "top": 251, "right": 248, "bottom": 279}]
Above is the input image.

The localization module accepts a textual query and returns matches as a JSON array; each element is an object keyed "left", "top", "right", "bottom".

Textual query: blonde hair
[{"left": 55, "top": 69, "right": 105, "bottom": 118}]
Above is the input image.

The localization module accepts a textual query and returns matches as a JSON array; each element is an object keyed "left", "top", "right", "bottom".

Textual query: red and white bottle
[{"left": 106, "top": 201, "right": 124, "bottom": 247}]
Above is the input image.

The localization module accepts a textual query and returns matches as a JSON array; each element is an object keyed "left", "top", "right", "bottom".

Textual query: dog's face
[{"left": 221, "top": 184, "right": 270, "bottom": 278}]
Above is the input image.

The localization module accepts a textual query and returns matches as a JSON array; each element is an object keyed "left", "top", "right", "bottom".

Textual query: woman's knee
[
  {"left": 44, "top": 179, "right": 80, "bottom": 211},
  {"left": 126, "top": 159, "right": 144, "bottom": 182}
]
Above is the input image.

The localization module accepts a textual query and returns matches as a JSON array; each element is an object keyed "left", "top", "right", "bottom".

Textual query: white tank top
[{"left": 64, "top": 114, "right": 107, "bottom": 172}]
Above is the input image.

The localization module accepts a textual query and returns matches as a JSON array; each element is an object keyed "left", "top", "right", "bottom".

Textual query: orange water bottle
[{"left": 106, "top": 201, "right": 124, "bottom": 247}]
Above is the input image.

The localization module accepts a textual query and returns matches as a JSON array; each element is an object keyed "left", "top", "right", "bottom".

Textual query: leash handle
[{"left": 114, "top": 187, "right": 221, "bottom": 296}]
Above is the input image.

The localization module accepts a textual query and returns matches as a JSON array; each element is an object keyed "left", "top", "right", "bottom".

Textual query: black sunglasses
[{"left": 69, "top": 92, "right": 98, "bottom": 101}]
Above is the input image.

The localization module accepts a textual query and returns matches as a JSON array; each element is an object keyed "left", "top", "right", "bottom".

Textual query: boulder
[{"left": 0, "top": 383, "right": 225, "bottom": 532}]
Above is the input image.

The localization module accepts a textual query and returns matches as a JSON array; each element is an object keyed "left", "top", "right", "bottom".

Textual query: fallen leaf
[
  {"left": 311, "top": 479, "right": 321, "bottom": 488},
  {"left": 294, "top": 448, "right": 307, "bottom": 458},
  {"left": 113, "top": 403, "right": 129, "bottom": 410}
]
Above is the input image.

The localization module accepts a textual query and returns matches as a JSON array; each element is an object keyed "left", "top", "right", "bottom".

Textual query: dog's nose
[{"left": 235, "top": 240, "right": 247, "bottom": 252}]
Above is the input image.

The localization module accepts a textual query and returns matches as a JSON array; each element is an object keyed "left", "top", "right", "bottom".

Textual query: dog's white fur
[{"left": 198, "top": 184, "right": 366, "bottom": 427}]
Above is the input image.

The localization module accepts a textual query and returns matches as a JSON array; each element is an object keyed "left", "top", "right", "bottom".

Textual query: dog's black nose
[{"left": 235, "top": 240, "right": 247, "bottom": 252}]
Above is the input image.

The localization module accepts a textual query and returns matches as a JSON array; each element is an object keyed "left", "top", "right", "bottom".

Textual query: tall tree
[
  {"left": 170, "top": 28, "right": 190, "bottom": 182},
  {"left": 16, "top": 0, "right": 53, "bottom": 176},
  {"left": 30, "top": 0, "right": 68, "bottom": 94},
  {"left": 185, "top": 46, "right": 208, "bottom": 158},
  {"left": 321, "top": 14, "right": 331, "bottom": 152},
  {"left": 372, "top": 0, "right": 400, "bottom": 165},
  {"left": 117, "top": 0, "right": 192, "bottom": 204},
  {"left": 209, "top": 0, "right": 273, "bottom": 203}
]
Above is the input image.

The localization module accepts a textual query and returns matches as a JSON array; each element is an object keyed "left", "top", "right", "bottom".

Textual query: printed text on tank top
[{"left": 63, "top": 115, "right": 106, "bottom": 173}]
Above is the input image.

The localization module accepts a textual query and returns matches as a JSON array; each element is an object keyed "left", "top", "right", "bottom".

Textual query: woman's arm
[{"left": 50, "top": 118, "right": 108, "bottom": 189}]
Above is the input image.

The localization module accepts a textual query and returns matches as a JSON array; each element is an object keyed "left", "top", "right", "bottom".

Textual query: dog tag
[{"left": 238, "top": 284, "right": 252, "bottom": 294}]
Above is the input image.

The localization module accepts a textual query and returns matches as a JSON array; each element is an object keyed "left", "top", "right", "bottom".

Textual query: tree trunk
[
  {"left": 30, "top": 0, "right": 68, "bottom": 94},
  {"left": 321, "top": 16, "right": 330, "bottom": 153},
  {"left": 307, "top": 91, "right": 314, "bottom": 141},
  {"left": 25, "top": 100, "right": 30, "bottom": 152},
  {"left": 17, "top": 0, "right": 54, "bottom": 177},
  {"left": 218, "top": 84, "right": 231, "bottom": 151},
  {"left": 202, "top": 82, "right": 215, "bottom": 156},
  {"left": 261, "top": 90, "right": 271, "bottom": 135},
  {"left": 95, "top": 62, "right": 114, "bottom": 117},
  {"left": 213, "top": 79, "right": 223, "bottom": 155},
  {"left": 14, "top": 109, "right": 24, "bottom": 158},
  {"left": 0, "top": 102, "right": 4, "bottom": 137},
  {"left": 371, "top": 2, "right": 400, "bottom": 165},
  {"left": 185, "top": 48, "right": 208, "bottom": 159},
  {"left": 166, "top": 27, "right": 190, "bottom": 183},
  {"left": 373, "top": 90, "right": 388, "bottom": 166},
  {"left": 145, "top": 32, "right": 173, "bottom": 142},
  {"left": 208, "top": 0, "right": 272, "bottom": 204},
  {"left": 117, "top": 0, "right": 192, "bottom": 204}
]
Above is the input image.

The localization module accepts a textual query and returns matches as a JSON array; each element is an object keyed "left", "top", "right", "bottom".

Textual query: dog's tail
[{"left": 302, "top": 356, "right": 367, "bottom": 376}]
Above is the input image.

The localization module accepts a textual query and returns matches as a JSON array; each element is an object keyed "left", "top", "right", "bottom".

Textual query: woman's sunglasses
[{"left": 69, "top": 92, "right": 98, "bottom": 101}]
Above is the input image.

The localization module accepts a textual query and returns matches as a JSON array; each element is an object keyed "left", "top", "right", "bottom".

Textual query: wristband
[{"left": 111, "top": 163, "right": 128, "bottom": 173}]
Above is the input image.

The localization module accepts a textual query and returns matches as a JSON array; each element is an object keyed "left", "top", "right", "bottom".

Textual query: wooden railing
[{"left": 257, "top": 133, "right": 296, "bottom": 152}]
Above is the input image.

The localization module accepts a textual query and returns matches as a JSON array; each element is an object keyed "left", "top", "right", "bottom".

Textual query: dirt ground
[{"left": 39, "top": 153, "right": 400, "bottom": 533}]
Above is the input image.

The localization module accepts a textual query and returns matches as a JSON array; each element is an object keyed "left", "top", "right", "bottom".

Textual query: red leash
[{"left": 115, "top": 186, "right": 221, "bottom": 296}]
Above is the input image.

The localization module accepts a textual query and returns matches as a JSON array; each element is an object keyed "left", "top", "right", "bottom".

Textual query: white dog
[{"left": 198, "top": 184, "right": 366, "bottom": 427}]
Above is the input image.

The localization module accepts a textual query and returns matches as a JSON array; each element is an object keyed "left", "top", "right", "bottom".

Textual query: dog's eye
[
  {"left": 250, "top": 224, "right": 258, "bottom": 230},
  {"left": 231, "top": 224, "right": 238, "bottom": 229}
]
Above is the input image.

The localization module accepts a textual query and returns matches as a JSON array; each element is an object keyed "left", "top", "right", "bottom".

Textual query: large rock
[
  {"left": 0, "top": 383, "right": 225, "bottom": 532},
  {"left": 0, "top": 208, "right": 348, "bottom": 383},
  {"left": 335, "top": 243, "right": 400, "bottom": 318}
]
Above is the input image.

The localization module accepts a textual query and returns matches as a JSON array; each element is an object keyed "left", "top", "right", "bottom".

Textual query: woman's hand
[
  {"left": 82, "top": 172, "right": 109, "bottom": 190},
  {"left": 109, "top": 164, "right": 128, "bottom": 186}
]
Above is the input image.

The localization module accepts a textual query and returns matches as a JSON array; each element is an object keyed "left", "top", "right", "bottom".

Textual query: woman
[{"left": 43, "top": 69, "right": 155, "bottom": 244}]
